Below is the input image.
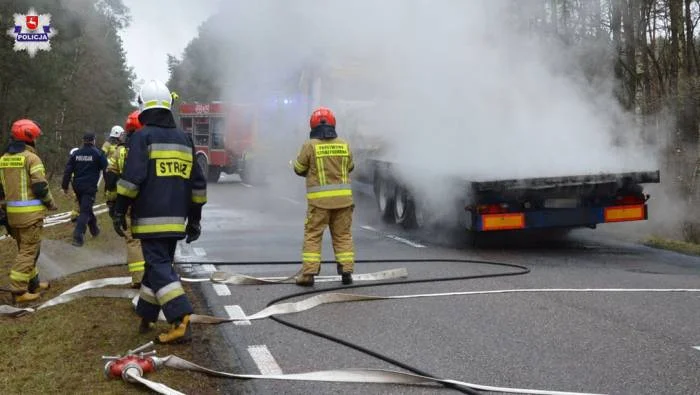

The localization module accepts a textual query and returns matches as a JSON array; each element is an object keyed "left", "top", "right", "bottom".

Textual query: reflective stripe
[
  {"left": 140, "top": 285, "right": 158, "bottom": 305},
  {"left": 335, "top": 252, "right": 354, "bottom": 263},
  {"left": 128, "top": 261, "right": 145, "bottom": 272},
  {"left": 149, "top": 143, "right": 193, "bottom": 162},
  {"left": 10, "top": 270, "right": 31, "bottom": 282},
  {"left": 307, "top": 184, "right": 352, "bottom": 193},
  {"left": 6, "top": 199, "right": 44, "bottom": 213},
  {"left": 192, "top": 189, "right": 207, "bottom": 204},
  {"left": 150, "top": 143, "right": 191, "bottom": 154},
  {"left": 302, "top": 252, "right": 321, "bottom": 263},
  {"left": 307, "top": 189, "right": 352, "bottom": 199},
  {"left": 341, "top": 157, "right": 348, "bottom": 183},
  {"left": 29, "top": 164, "right": 44, "bottom": 174},
  {"left": 7, "top": 199, "right": 42, "bottom": 206},
  {"left": 117, "top": 179, "right": 139, "bottom": 198},
  {"left": 316, "top": 157, "right": 326, "bottom": 185},
  {"left": 20, "top": 163, "right": 27, "bottom": 200},
  {"left": 156, "top": 281, "right": 186, "bottom": 305},
  {"left": 132, "top": 216, "right": 186, "bottom": 234},
  {"left": 294, "top": 160, "right": 307, "bottom": 172},
  {"left": 143, "top": 99, "right": 171, "bottom": 109}
]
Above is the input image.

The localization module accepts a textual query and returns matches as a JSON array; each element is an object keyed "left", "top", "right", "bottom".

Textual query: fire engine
[{"left": 178, "top": 101, "right": 258, "bottom": 183}]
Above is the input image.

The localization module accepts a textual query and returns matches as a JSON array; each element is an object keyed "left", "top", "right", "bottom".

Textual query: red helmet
[
  {"left": 309, "top": 107, "right": 336, "bottom": 129},
  {"left": 124, "top": 110, "right": 142, "bottom": 132},
  {"left": 11, "top": 119, "right": 42, "bottom": 143}
]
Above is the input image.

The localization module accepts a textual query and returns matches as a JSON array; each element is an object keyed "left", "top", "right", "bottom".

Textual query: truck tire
[
  {"left": 197, "top": 154, "right": 212, "bottom": 183},
  {"left": 394, "top": 186, "right": 424, "bottom": 229},
  {"left": 374, "top": 175, "right": 395, "bottom": 224}
]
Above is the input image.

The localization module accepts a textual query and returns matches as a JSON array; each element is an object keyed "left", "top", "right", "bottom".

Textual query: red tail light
[
  {"left": 615, "top": 195, "right": 645, "bottom": 205},
  {"left": 476, "top": 203, "right": 509, "bottom": 214}
]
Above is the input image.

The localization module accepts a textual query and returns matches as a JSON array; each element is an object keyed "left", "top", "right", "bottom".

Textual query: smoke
[{"left": 212, "top": 0, "right": 659, "bottom": 180}]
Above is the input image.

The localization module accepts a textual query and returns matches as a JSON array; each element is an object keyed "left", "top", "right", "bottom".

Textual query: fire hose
[{"left": 3, "top": 258, "right": 698, "bottom": 393}]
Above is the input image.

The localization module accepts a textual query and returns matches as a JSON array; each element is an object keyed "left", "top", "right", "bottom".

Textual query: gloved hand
[
  {"left": 185, "top": 222, "right": 201, "bottom": 244},
  {"left": 112, "top": 213, "right": 127, "bottom": 237}
]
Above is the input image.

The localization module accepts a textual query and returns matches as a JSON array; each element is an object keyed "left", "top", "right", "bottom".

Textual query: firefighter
[
  {"left": 62, "top": 132, "right": 108, "bottom": 247},
  {"left": 292, "top": 107, "right": 355, "bottom": 287},
  {"left": 101, "top": 126, "right": 122, "bottom": 158},
  {"left": 113, "top": 80, "right": 207, "bottom": 344},
  {"left": 0, "top": 119, "right": 58, "bottom": 303},
  {"left": 68, "top": 147, "right": 80, "bottom": 222},
  {"left": 105, "top": 113, "right": 145, "bottom": 288}
]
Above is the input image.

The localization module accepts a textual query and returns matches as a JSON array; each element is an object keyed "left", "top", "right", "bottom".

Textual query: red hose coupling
[{"left": 104, "top": 355, "right": 157, "bottom": 381}]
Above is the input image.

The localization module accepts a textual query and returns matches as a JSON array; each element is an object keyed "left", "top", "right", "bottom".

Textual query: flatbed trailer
[{"left": 355, "top": 156, "right": 661, "bottom": 233}]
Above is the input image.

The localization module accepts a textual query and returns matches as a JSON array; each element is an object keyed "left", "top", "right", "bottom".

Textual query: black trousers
[{"left": 73, "top": 188, "right": 98, "bottom": 239}]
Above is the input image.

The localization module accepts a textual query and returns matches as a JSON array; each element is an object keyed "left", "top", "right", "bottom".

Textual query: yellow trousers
[
  {"left": 302, "top": 205, "right": 354, "bottom": 275},
  {"left": 125, "top": 215, "right": 144, "bottom": 284},
  {"left": 8, "top": 221, "right": 42, "bottom": 293}
]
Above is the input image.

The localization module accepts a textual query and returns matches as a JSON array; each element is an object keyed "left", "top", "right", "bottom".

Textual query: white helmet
[
  {"left": 109, "top": 125, "right": 124, "bottom": 139},
  {"left": 70, "top": 147, "right": 78, "bottom": 155},
  {"left": 138, "top": 79, "right": 173, "bottom": 111}
]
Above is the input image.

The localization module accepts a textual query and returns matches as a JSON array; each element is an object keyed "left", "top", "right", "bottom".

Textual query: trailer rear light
[{"left": 476, "top": 203, "right": 509, "bottom": 214}]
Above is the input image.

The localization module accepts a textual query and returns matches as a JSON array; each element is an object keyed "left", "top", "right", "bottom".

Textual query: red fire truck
[{"left": 178, "top": 101, "right": 258, "bottom": 183}]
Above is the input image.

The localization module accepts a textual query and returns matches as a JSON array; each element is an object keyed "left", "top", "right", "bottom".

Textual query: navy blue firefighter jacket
[
  {"left": 61, "top": 143, "right": 108, "bottom": 194},
  {"left": 114, "top": 109, "right": 207, "bottom": 240}
]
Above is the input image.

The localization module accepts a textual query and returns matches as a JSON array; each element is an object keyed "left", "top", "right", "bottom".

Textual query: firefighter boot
[
  {"left": 341, "top": 272, "right": 353, "bottom": 285},
  {"left": 296, "top": 274, "right": 315, "bottom": 287},
  {"left": 156, "top": 315, "right": 192, "bottom": 344},
  {"left": 13, "top": 292, "right": 40, "bottom": 304}
]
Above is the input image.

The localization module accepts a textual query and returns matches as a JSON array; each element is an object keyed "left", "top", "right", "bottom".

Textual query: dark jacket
[
  {"left": 115, "top": 109, "right": 207, "bottom": 239},
  {"left": 61, "top": 143, "right": 107, "bottom": 193}
]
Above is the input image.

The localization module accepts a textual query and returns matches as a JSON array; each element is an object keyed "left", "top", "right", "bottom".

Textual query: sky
[{"left": 118, "top": 0, "right": 220, "bottom": 84}]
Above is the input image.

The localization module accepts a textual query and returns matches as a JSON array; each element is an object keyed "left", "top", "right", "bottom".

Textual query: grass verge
[
  {"left": 643, "top": 236, "right": 700, "bottom": 256},
  {"left": 1, "top": 186, "right": 234, "bottom": 394},
  {"left": 0, "top": 265, "right": 230, "bottom": 394}
]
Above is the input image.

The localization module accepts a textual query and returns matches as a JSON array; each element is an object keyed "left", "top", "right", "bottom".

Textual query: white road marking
[
  {"left": 693, "top": 346, "right": 700, "bottom": 351},
  {"left": 361, "top": 224, "right": 426, "bottom": 248},
  {"left": 224, "top": 305, "right": 251, "bottom": 325},
  {"left": 241, "top": 183, "right": 253, "bottom": 188},
  {"left": 212, "top": 283, "right": 231, "bottom": 296},
  {"left": 247, "top": 345, "right": 283, "bottom": 375},
  {"left": 278, "top": 196, "right": 301, "bottom": 205},
  {"left": 193, "top": 247, "right": 207, "bottom": 256},
  {"left": 200, "top": 264, "right": 217, "bottom": 272}
]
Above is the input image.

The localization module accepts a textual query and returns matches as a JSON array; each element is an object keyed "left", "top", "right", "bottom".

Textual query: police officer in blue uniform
[
  {"left": 113, "top": 80, "right": 207, "bottom": 344},
  {"left": 62, "top": 132, "right": 108, "bottom": 247}
]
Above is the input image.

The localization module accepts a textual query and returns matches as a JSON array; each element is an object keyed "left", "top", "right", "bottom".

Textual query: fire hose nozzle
[{"left": 128, "top": 341, "right": 154, "bottom": 355}]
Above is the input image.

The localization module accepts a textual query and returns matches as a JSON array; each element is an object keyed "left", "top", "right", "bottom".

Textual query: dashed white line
[
  {"left": 247, "top": 345, "right": 283, "bottom": 375},
  {"left": 212, "top": 283, "right": 231, "bottom": 296},
  {"left": 200, "top": 264, "right": 217, "bottom": 272},
  {"left": 193, "top": 247, "right": 207, "bottom": 256},
  {"left": 241, "top": 183, "right": 253, "bottom": 188},
  {"left": 361, "top": 225, "right": 378, "bottom": 232},
  {"left": 693, "top": 346, "right": 700, "bottom": 352},
  {"left": 224, "top": 305, "right": 251, "bottom": 325}
]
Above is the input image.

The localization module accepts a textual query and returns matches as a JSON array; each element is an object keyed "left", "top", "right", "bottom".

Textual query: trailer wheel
[
  {"left": 395, "top": 187, "right": 424, "bottom": 229},
  {"left": 374, "top": 176, "right": 395, "bottom": 223}
]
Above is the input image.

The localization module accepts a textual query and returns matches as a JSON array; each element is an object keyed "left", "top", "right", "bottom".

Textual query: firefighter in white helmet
[{"left": 113, "top": 79, "right": 206, "bottom": 343}]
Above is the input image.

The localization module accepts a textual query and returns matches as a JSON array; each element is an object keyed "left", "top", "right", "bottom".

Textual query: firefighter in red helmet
[
  {"left": 104, "top": 110, "right": 145, "bottom": 288},
  {"left": 292, "top": 107, "right": 355, "bottom": 286},
  {"left": 0, "top": 119, "right": 58, "bottom": 303}
]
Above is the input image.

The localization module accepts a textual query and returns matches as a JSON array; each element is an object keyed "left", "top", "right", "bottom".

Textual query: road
[{"left": 175, "top": 164, "right": 700, "bottom": 395}]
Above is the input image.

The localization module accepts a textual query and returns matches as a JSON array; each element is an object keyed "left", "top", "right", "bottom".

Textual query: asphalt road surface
[{"left": 175, "top": 165, "right": 700, "bottom": 395}]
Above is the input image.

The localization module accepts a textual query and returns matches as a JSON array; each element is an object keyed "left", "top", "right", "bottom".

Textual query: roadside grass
[
  {"left": 643, "top": 236, "right": 700, "bottom": 256},
  {"left": 0, "top": 185, "right": 231, "bottom": 394},
  {"left": 0, "top": 266, "right": 229, "bottom": 394}
]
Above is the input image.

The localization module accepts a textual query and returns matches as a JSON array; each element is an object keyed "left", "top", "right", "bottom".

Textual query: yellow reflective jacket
[
  {"left": 102, "top": 141, "right": 115, "bottom": 158},
  {"left": 105, "top": 144, "right": 127, "bottom": 201},
  {"left": 0, "top": 144, "right": 54, "bottom": 227},
  {"left": 293, "top": 137, "right": 354, "bottom": 209}
]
